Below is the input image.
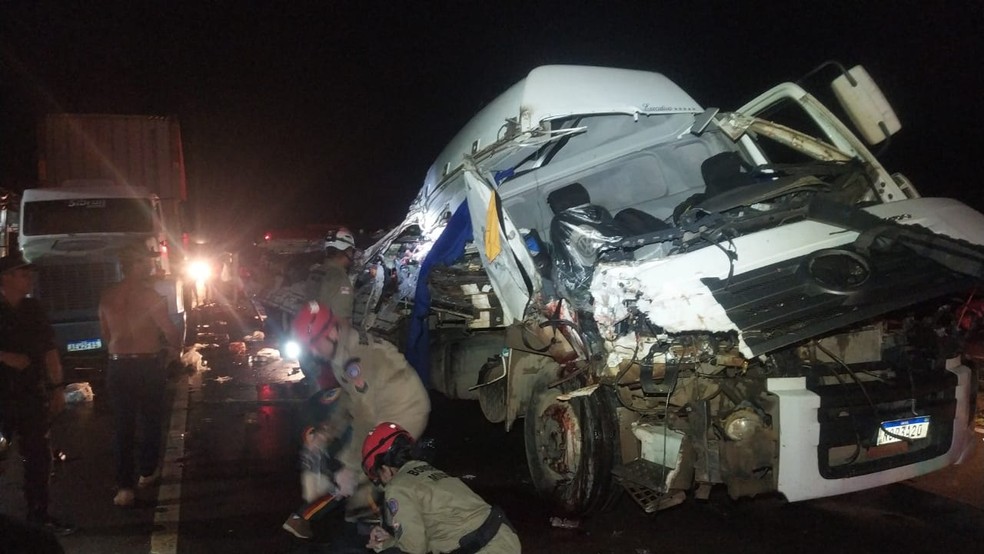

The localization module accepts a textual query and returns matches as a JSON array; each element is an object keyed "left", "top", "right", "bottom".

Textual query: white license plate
[
  {"left": 66, "top": 338, "right": 103, "bottom": 352},
  {"left": 876, "top": 416, "right": 930, "bottom": 445}
]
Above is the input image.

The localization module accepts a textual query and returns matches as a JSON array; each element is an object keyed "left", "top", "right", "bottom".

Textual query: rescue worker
[
  {"left": 362, "top": 422, "right": 521, "bottom": 553},
  {"left": 316, "top": 227, "right": 357, "bottom": 326},
  {"left": 288, "top": 301, "right": 430, "bottom": 529},
  {"left": 297, "top": 227, "right": 357, "bottom": 393},
  {"left": 282, "top": 387, "right": 352, "bottom": 539}
]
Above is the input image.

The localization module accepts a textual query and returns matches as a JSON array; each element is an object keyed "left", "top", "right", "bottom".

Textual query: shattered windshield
[
  {"left": 498, "top": 114, "right": 739, "bottom": 236},
  {"left": 516, "top": 108, "right": 878, "bottom": 272}
]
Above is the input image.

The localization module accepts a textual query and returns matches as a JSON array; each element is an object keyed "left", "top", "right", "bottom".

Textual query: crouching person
[
  {"left": 282, "top": 387, "right": 352, "bottom": 539},
  {"left": 291, "top": 301, "right": 430, "bottom": 525},
  {"left": 362, "top": 422, "right": 521, "bottom": 554}
]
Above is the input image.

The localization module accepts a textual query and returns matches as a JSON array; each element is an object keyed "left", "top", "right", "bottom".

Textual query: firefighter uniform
[
  {"left": 316, "top": 258, "right": 354, "bottom": 321},
  {"left": 373, "top": 460, "right": 521, "bottom": 553},
  {"left": 332, "top": 331, "right": 430, "bottom": 520},
  {"left": 299, "top": 257, "right": 353, "bottom": 392}
]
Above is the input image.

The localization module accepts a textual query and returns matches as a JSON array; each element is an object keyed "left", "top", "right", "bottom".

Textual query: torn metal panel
[
  {"left": 428, "top": 258, "right": 504, "bottom": 329},
  {"left": 591, "top": 258, "right": 750, "bottom": 357},
  {"left": 462, "top": 169, "right": 540, "bottom": 323},
  {"left": 592, "top": 196, "right": 984, "bottom": 359},
  {"left": 632, "top": 422, "right": 685, "bottom": 471},
  {"left": 591, "top": 217, "right": 866, "bottom": 357}
]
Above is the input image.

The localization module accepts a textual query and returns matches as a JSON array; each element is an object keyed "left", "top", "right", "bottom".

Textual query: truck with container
[
  {"left": 19, "top": 114, "right": 188, "bottom": 361},
  {"left": 352, "top": 63, "right": 984, "bottom": 515}
]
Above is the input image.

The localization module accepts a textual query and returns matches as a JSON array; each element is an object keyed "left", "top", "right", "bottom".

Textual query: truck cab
[
  {"left": 19, "top": 180, "right": 185, "bottom": 360},
  {"left": 354, "top": 64, "right": 984, "bottom": 515}
]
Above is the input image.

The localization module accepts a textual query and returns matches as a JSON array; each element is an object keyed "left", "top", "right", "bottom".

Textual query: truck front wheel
[{"left": 524, "top": 372, "right": 621, "bottom": 515}]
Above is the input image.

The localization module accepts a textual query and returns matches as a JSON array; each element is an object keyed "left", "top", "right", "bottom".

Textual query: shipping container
[
  {"left": 37, "top": 113, "right": 188, "bottom": 241},
  {"left": 20, "top": 114, "right": 189, "bottom": 360}
]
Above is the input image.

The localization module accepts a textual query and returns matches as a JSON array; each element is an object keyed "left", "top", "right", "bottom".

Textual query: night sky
[{"left": 2, "top": 1, "right": 982, "bottom": 246}]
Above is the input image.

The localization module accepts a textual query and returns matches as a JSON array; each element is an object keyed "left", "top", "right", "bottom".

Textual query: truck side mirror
[{"left": 830, "top": 65, "right": 901, "bottom": 146}]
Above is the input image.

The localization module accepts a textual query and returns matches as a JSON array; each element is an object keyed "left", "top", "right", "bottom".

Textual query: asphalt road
[{"left": 2, "top": 303, "right": 983, "bottom": 554}]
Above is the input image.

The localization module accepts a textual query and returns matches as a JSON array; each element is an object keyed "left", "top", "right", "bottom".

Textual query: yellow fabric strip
[{"left": 484, "top": 194, "right": 502, "bottom": 262}]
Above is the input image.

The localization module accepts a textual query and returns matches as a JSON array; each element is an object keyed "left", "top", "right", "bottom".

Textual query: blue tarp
[{"left": 405, "top": 201, "right": 472, "bottom": 386}]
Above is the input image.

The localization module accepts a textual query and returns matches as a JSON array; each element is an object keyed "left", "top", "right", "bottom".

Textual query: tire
[{"left": 524, "top": 372, "right": 622, "bottom": 515}]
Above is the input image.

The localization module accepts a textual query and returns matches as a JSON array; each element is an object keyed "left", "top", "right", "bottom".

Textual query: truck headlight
[
  {"left": 186, "top": 260, "right": 212, "bottom": 282},
  {"left": 723, "top": 408, "right": 764, "bottom": 441}
]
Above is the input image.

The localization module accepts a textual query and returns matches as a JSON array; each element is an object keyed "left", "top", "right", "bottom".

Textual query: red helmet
[
  {"left": 292, "top": 301, "right": 338, "bottom": 348},
  {"left": 361, "top": 422, "right": 413, "bottom": 482}
]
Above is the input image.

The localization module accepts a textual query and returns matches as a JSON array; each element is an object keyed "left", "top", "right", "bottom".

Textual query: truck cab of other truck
[{"left": 19, "top": 180, "right": 185, "bottom": 360}]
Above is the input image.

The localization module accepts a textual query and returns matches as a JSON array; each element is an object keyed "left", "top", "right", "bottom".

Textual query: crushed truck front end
[
  {"left": 354, "top": 64, "right": 984, "bottom": 515},
  {"left": 590, "top": 196, "right": 982, "bottom": 507}
]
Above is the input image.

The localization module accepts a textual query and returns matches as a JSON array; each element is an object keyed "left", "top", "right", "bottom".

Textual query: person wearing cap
[
  {"left": 0, "top": 252, "right": 76, "bottom": 536},
  {"left": 97, "top": 241, "right": 182, "bottom": 507},
  {"left": 296, "top": 227, "right": 358, "bottom": 397},
  {"left": 362, "top": 422, "right": 521, "bottom": 554},
  {"left": 315, "top": 227, "right": 358, "bottom": 326},
  {"left": 288, "top": 300, "right": 430, "bottom": 531}
]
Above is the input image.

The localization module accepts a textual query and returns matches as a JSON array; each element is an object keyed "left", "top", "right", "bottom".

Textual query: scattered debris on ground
[
  {"left": 549, "top": 517, "right": 580, "bottom": 529},
  {"left": 63, "top": 382, "right": 94, "bottom": 403}
]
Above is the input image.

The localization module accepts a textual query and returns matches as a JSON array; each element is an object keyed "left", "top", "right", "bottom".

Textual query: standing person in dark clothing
[
  {"left": 98, "top": 241, "right": 182, "bottom": 507},
  {"left": 0, "top": 252, "right": 76, "bottom": 536}
]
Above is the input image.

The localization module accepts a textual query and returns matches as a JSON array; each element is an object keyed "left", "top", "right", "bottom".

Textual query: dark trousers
[
  {"left": 106, "top": 357, "right": 166, "bottom": 488},
  {"left": 1, "top": 397, "right": 52, "bottom": 518}
]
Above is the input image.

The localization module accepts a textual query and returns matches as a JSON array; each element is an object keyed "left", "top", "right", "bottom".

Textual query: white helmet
[{"left": 324, "top": 227, "right": 356, "bottom": 251}]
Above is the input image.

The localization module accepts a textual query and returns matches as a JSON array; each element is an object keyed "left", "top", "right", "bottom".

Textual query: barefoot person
[{"left": 98, "top": 241, "right": 182, "bottom": 507}]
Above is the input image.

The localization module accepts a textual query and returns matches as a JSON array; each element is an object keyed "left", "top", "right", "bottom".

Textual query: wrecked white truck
[{"left": 352, "top": 64, "right": 984, "bottom": 515}]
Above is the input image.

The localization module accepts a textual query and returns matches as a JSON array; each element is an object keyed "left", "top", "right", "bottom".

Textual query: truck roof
[{"left": 423, "top": 65, "right": 702, "bottom": 195}]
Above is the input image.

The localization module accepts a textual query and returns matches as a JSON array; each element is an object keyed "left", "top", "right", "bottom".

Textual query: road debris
[{"left": 549, "top": 517, "right": 580, "bottom": 529}]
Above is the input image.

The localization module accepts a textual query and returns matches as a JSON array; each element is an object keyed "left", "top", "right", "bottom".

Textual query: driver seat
[{"left": 546, "top": 183, "right": 622, "bottom": 302}]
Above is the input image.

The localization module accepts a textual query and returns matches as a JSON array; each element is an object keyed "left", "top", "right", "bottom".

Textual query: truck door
[
  {"left": 462, "top": 168, "right": 540, "bottom": 324},
  {"left": 736, "top": 75, "right": 908, "bottom": 202}
]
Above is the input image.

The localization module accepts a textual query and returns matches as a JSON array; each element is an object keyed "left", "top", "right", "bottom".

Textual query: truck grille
[
  {"left": 703, "top": 245, "right": 976, "bottom": 357},
  {"left": 814, "top": 370, "right": 956, "bottom": 478},
  {"left": 36, "top": 262, "right": 120, "bottom": 320}
]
